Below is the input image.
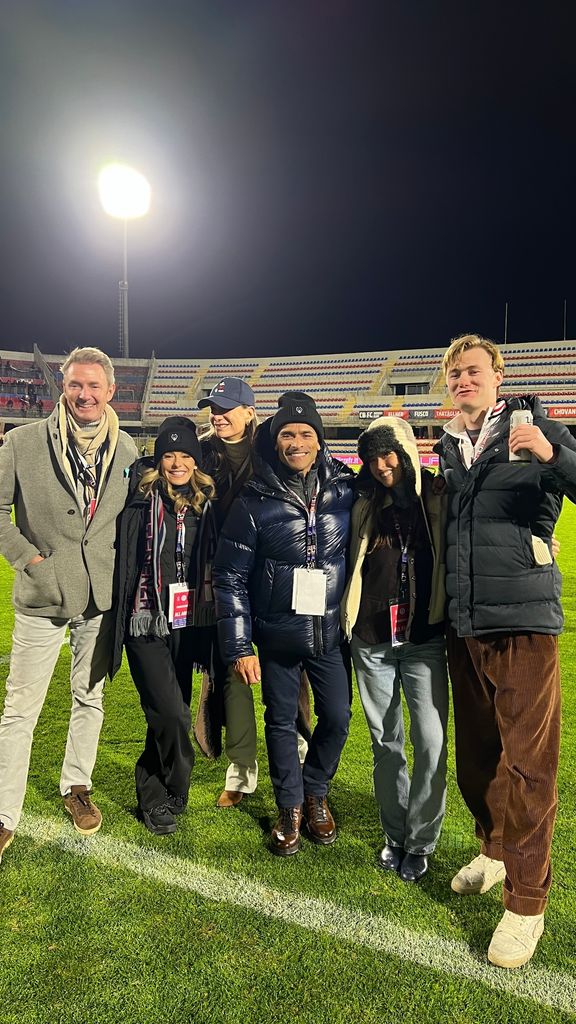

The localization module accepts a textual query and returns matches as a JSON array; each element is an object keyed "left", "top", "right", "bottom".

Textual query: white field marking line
[{"left": 17, "top": 813, "right": 576, "bottom": 1016}]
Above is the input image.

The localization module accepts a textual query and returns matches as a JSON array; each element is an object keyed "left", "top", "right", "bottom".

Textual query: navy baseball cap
[{"left": 198, "top": 377, "right": 255, "bottom": 410}]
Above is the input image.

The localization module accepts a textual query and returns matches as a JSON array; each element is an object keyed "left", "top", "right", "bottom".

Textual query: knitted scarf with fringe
[
  {"left": 130, "top": 490, "right": 217, "bottom": 639},
  {"left": 130, "top": 489, "right": 169, "bottom": 638}
]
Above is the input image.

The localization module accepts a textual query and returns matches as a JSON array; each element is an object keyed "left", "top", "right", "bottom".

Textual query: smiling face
[
  {"left": 62, "top": 362, "right": 115, "bottom": 424},
  {"left": 369, "top": 451, "right": 403, "bottom": 488},
  {"left": 160, "top": 451, "right": 196, "bottom": 487},
  {"left": 275, "top": 423, "right": 321, "bottom": 476},
  {"left": 209, "top": 403, "right": 254, "bottom": 442},
  {"left": 446, "top": 346, "right": 503, "bottom": 421}
]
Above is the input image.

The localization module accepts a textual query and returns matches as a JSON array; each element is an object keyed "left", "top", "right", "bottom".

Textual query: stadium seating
[{"left": 3, "top": 340, "right": 576, "bottom": 445}]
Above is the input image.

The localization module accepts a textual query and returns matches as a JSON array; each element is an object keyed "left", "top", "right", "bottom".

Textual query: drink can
[{"left": 509, "top": 409, "right": 533, "bottom": 462}]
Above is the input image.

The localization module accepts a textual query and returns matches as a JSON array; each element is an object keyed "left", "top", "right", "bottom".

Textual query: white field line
[{"left": 17, "top": 813, "right": 576, "bottom": 1016}]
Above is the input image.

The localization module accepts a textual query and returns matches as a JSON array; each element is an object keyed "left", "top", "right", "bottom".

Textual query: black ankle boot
[
  {"left": 400, "top": 852, "right": 428, "bottom": 882},
  {"left": 378, "top": 844, "right": 404, "bottom": 872}
]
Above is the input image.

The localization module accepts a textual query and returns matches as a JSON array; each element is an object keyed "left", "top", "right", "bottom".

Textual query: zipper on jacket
[{"left": 313, "top": 613, "right": 324, "bottom": 656}]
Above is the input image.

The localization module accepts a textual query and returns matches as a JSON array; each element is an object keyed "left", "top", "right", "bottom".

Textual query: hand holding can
[{"left": 509, "top": 409, "right": 533, "bottom": 462}]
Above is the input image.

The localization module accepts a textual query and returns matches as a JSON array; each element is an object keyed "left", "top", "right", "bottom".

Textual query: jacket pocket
[{"left": 18, "top": 554, "right": 62, "bottom": 609}]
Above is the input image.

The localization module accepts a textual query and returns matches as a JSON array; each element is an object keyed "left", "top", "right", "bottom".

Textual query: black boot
[{"left": 400, "top": 852, "right": 428, "bottom": 882}]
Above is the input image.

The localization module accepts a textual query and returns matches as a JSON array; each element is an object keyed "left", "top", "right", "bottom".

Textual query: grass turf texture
[{"left": 0, "top": 508, "right": 575, "bottom": 1023}]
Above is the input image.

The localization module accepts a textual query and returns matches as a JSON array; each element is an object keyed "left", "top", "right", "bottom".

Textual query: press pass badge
[
  {"left": 291, "top": 568, "right": 327, "bottom": 616},
  {"left": 168, "top": 583, "right": 195, "bottom": 629},
  {"left": 389, "top": 599, "right": 410, "bottom": 647}
]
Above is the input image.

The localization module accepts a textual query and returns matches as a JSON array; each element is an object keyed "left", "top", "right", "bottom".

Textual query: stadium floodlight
[{"left": 98, "top": 163, "right": 151, "bottom": 359}]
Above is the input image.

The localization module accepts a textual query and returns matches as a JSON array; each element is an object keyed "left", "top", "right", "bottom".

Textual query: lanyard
[
  {"left": 175, "top": 509, "right": 187, "bottom": 583},
  {"left": 391, "top": 507, "right": 413, "bottom": 602},
  {"left": 469, "top": 402, "right": 506, "bottom": 464},
  {"left": 291, "top": 477, "right": 320, "bottom": 569},
  {"left": 305, "top": 485, "right": 319, "bottom": 568}
]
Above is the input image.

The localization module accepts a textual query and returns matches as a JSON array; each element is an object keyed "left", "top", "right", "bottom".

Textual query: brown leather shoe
[
  {"left": 270, "top": 806, "right": 302, "bottom": 856},
  {"left": 0, "top": 821, "right": 14, "bottom": 865},
  {"left": 303, "top": 795, "right": 336, "bottom": 845},
  {"left": 63, "top": 786, "right": 102, "bottom": 835},
  {"left": 216, "top": 790, "right": 244, "bottom": 808}
]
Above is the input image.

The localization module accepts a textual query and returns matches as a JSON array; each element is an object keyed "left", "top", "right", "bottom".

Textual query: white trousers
[{"left": 0, "top": 609, "right": 111, "bottom": 830}]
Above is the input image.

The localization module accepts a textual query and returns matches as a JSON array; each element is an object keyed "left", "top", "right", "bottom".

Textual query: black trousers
[
  {"left": 125, "top": 631, "right": 196, "bottom": 811},
  {"left": 259, "top": 646, "right": 351, "bottom": 808}
]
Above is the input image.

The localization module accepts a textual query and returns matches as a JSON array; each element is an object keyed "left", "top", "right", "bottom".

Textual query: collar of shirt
[
  {"left": 277, "top": 460, "right": 318, "bottom": 505},
  {"left": 444, "top": 400, "right": 507, "bottom": 469}
]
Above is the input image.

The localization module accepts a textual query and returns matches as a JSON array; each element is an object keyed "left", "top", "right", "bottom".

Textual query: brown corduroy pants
[{"left": 446, "top": 629, "right": 561, "bottom": 916}]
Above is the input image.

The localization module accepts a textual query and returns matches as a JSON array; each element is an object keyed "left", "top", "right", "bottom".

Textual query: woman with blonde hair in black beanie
[{"left": 110, "top": 417, "right": 216, "bottom": 835}]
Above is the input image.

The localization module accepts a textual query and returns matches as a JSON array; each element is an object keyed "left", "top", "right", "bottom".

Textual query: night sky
[{"left": 2, "top": 1, "right": 575, "bottom": 360}]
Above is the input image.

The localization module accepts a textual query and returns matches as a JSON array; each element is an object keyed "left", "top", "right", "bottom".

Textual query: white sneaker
[
  {"left": 488, "top": 910, "right": 545, "bottom": 968},
  {"left": 451, "top": 853, "right": 506, "bottom": 894}
]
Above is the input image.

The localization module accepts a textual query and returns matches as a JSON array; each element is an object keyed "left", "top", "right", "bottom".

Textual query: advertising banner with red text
[{"left": 548, "top": 407, "right": 576, "bottom": 418}]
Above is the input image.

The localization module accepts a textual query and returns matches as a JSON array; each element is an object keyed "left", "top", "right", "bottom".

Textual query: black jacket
[
  {"left": 435, "top": 394, "right": 576, "bottom": 637},
  {"left": 109, "top": 482, "right": 210, "bottom": 678},
  {"left": 212, "top": 421, "right": 355, "bottom": 663},
  {"left": 199, "top": 434, "right": 252, "bottom": 529}
]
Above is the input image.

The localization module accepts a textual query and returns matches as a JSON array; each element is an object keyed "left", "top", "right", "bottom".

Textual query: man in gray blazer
[{"left": 0, "top": 347, "right": 137, "bottom": 862}]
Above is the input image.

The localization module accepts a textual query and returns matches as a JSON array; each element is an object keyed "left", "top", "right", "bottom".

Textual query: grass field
[{"left": 0, "top": 508, "right": 575, "bottom": 1023}]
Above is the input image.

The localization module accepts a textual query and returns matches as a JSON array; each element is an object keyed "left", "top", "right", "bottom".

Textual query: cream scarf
[{"left": 58, "top": 395, "right": 120, "bottom": 515}]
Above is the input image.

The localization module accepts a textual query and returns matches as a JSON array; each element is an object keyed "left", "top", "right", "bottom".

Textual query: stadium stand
[{"left": 2, "top": 340, "right": 576, "bottom": 464}]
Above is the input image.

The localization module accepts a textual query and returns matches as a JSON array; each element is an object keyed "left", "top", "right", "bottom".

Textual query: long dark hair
[{"left": 357, "top": 449, "right": 420, "bottom": 552}]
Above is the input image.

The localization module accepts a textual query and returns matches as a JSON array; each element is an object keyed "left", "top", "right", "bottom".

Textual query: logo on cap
[
  {"left": 170, "top": 433, "right": 179, "bottom": 441},
  {"left": 296, "top": 406, "right": 303, "bottom": 414}
]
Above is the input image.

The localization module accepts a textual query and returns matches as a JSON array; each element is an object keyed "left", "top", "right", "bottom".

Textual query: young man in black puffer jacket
[
  {"left": 436, "top": 333, "right": 576, "bottom": 970},
  {"left": 213, "top": 396, "right": 354, "bottom": 856}
]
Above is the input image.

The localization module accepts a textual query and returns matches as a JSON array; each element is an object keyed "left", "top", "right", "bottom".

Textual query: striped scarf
[
  {"left": 129, "top": 490, "right": 218, "bottom": 638},
  {"left": 58, "top": 396, "right": 119, "bottom": 523},
  {"left": 130, "top": 490, "right": 169, "bottom": 638}
]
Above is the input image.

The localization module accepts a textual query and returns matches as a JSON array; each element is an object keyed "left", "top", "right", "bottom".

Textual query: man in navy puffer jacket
[{"left": 213, "top": 396, "right": 354, "bottom": 856}]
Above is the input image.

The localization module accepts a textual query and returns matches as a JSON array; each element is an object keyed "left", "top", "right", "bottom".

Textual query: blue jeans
[{"left": 351, "top": 634, "right": 448, "bottom": 855}]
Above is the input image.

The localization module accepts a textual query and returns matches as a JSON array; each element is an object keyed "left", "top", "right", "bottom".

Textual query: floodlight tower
[{"left": 98, "top": 163, "right": 151, "bottom": 358}]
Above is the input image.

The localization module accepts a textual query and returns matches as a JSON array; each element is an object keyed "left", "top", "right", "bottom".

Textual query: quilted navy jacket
[{"left": 212, "top": 421, "right": 355, "bottom": 663}]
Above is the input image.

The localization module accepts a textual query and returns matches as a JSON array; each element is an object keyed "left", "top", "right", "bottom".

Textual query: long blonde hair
[
  {"left": 198, "top": 409, "right": 258, "bottom": 445},
  {"left": 139, "top": 464, "right": 215, "bottom": 516},
  {"left": 199, "top": 409, "right": 258, "bottom": 477}
]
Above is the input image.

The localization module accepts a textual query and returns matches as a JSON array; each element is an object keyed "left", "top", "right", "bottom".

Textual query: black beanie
[
  {"left": 270, "top": 398, "right": 324, "bottom": 444},
  {"left": 277, "top": 391, "right": 317, "bottom": 408},
  {"left": 154, "top": 416, "right": 202, "bottom": 467},
  {"left": 357, "top": 425, "right": 407, "bottom": 465}
]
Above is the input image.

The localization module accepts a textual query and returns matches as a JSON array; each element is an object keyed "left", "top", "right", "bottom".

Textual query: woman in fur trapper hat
[
  {"left": 341, "top": 416, "right": 448, "bottom": 882},
  {"left": 110, "top": 417, "right": 217, "bottom": 835}
]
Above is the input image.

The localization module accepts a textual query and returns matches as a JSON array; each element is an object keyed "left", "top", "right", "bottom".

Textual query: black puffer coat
[
  {"left": 213, "top": 421, "right": 355, "bottom": 664},
  {"left": 435, "top": 394, "right": 576, "bottom": 637}
]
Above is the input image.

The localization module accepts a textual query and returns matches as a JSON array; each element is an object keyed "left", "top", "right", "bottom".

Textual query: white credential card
[{"left": 291, "top": 568, "right": 327, "bottom": 615}]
